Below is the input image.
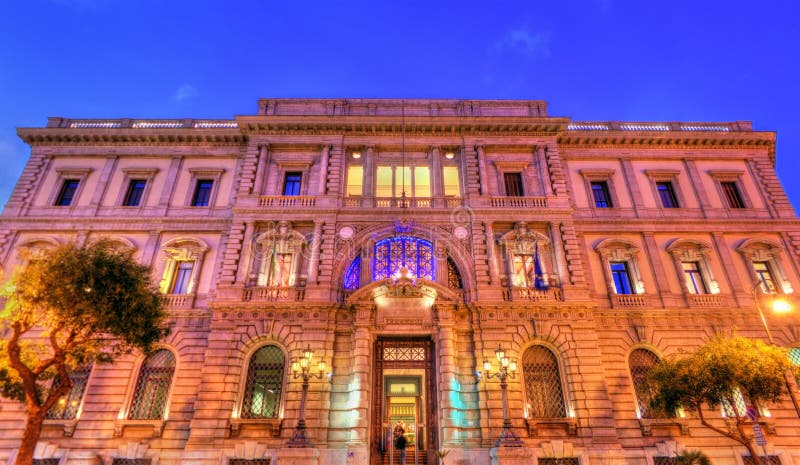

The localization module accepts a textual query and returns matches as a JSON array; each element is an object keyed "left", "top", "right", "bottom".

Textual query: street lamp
[
  {"left": 287, "top": 345, "right": 326, "bottom": 448},
  {"left": 751, "top": 281, "right": 800, "bottom": 419},
  {"left": 482, "top": 345, "right": 523, "bottom": 447}
]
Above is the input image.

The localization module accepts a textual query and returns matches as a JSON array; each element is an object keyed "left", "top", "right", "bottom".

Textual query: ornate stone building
[{"left": 1, "top": 98, "right": 799, "bottom": 465}]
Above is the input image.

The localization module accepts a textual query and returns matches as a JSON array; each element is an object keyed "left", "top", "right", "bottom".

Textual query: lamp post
[
  {"left": 287, "top": 345, "right": 326, "bottom": 448},
  {"left": 751, "top": 281, "right": 800, "bottom": 419},
  {"left": 482, "top": 345, "right": 523, "bottom": 447}
]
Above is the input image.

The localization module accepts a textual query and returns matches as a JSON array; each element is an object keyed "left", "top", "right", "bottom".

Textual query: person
[{"left": 394, "top": 429, "right": 407, "bottom": 465}]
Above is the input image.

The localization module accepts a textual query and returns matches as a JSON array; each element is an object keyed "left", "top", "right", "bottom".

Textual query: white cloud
[
  {"left": 494, "top": 27, "right": 551, "bottom": 58},
  {"left": 174, "top": 83, "right": 198, "bottom": 102}
]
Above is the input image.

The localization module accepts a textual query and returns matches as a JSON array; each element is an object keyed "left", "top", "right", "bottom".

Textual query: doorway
[{"left": 372, "top": 338, "right": 437, "bottom": 465}]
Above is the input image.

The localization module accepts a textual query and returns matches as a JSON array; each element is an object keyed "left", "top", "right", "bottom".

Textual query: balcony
[
  {"left": 687, "top": 293, "right": 723, "bottom": 307},
  {"left": 611, "top": 294, "right": 648, "bottom": 308},
  {"left": 258, "top": 196, "right": 316, "bottom": 207},
  {"left": 489, "top": 196, "right": 548, "bottom": 208},
  {"left": 163, "top": 294, "right": 194, "bottom": 308},
  {"left": 242, "top": 286, "right": 305, "bottom": 302},
  {"left": 503, "top": 287, "right": 563, "bottom": 302}
]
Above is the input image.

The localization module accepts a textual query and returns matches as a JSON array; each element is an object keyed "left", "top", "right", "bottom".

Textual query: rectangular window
[
  {"left": 283, "top": 172, "right": 302, "bottom": 196},
  {"left": 657, "top": 181, "right": 679, "bottom": 208},
  {"left": 123, "top": 179, "right": 147, "bottom": 206},
  {"left": 55, "top": 179, "right": 80, "bottom": 206},
  {"left": 394, "top": 166, "right": 412, "bottom": 197},
  {"left": 591, "top": 181, "right": 612, "bottom": 208},
  {"left": 192, "top": 180, "right": 214, "bottom": 207},
  {"left": 376, "top": 166, "right": 393, "bottom": 198},
  {"left": 170, "top": 261, "right": 194, "bottom": 294},
  {"left": 346, "top": 166, "right": 364, "bottom": 196},
  {"left": 754, "top": 261, "right": 777, "bottom": 293},
  {"left": 721, "top": 181, "right": 745, "bottom": 208},
  {"left": 682, "top": 261, "right": 707, "bottom": 294},
  {"left": 414, "top": 166, "right": 431, "bottom": 197},
  {"left": 443, "top": 166, "right": 461, "bottom": 197},
  {"left": 504, "top": 173, "right": 524, "bottom": 197},
  {"left": 610, "top": 262, "right": 633, "bottom": 294}
]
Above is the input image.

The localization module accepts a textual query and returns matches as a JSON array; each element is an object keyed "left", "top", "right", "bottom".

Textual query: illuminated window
[
  {"left": 682, "top": 261, "right": 708, "bottom": 294},
  {"left": 414, "top": 166, "right": 431, "bottom": 197},
  {"left": 343, "top": 256, "right": 361, "bottom": 290},
  {"left": 373, "top": 236, "right": 435, "bottom": 281},
  {"left": 46, "top": 364, "right": 92, "bottom": 420},
  {"left": 55, "top": 179, "right": 80, "bottom": 206},
  {"left": 754, "top": 261, "right": 777, "bottom": 293},
  {"left": 629, "top": 348, "right": 664, "bottom": 419},
  {"left": 443, "top": 166, "right": 460, "bottom": 197},
  {"left": 346, "top": 165, "right": 364, "bottom": 196},
  {"left": 376, "top": 165, "right": 432, "bottom": 198},
  {"left": 192, "top": 180, "right": 214, "bottom": 206},
  {"left": 447, "top": 257, "right": 463, "bottom": 289},
  {"left": 611, "top": 262, "right": 634, "bottom": 294},
  {"left": 169, "top": 261, "right": 194, "bottom": 294},
  {"left": 522, "top": 346, "right": 566, "bottom": 418},
  {"left": 123, "top": 179, "right": 147, "bottom": 207},
  {"left": 376, "top": 166, "right": 393, "bottom": 197},
  {"left": 128, "top": 349, "right": 175, "bottom": 420},
  {"left": 241, "top": 345, "right": 284, "bottom": 419},
  {"left": 721, "top": 387, "right": 748, "bottom": 418}
]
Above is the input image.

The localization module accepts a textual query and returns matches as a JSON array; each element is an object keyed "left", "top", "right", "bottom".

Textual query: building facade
[{"left": 1, "top": 98, "right": 800, "bottom": 465}]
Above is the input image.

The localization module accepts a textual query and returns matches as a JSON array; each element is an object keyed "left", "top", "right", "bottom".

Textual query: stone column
[
  {"left": 475, "top": 145, "right": 489, "bottom": 196},
  {"left": 253, "top": 143, "right": 270, "bottom": 195},
  {"left": 549, "top": 222, "right": 570, "bottom": 287},
  {"left": 437, "top": 322, "right": 460, "bottom": 446},
  {"left": 484, "top": 222, "right": 500, "bottom": 286},
  {"left": 642, "top": 232, "right": 673, "bottom": 306},
  {"left": 307, "top": 220, "right": 324, "bottom": 285},
  {"left": 364, "top": 145, "right": 375, "bottom": 207},
  {"left": 620, "top": 159, "right": 643, "bottom": 216},
  {"left": 157, "top": 156, "right": 183, "bottom": 213},
  {"left": 536, "top": 146, "right": 550, "bottom": 195},
  {"left": 352, "top": 326, "right": 372, "bottom": 445},
  {"left": 318, "top": 145, "right": 331, "bottom": 195},
  {"left": 235, "top": 221, "right": 256, "bottom": 284},
  {"left": 711, "top": 231, "right": 748, "bottom": 305},
  {"left": 89, "top": 156, "right": 117, "bottom": 213},
  {"left": 431, "top": 146, "right": 444, "bottom": 207}
]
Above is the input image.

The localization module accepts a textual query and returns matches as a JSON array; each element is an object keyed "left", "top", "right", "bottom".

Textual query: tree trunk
[
  {"left": 14, "top": 408, "right": 45, "bottom": 465},
  {"left": 740, "top": 432, "right": 764, "bottom": 465}
]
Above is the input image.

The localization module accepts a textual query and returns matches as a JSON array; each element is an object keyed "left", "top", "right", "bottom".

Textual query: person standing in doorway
[{"left": 394, "top": 429, "right": 407, "bottom": 465}]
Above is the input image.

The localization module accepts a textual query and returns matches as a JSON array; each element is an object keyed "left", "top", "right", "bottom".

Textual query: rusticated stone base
[
  {"left": 489, "top": 446, "right": 532, "bottom": 465},
  {"left": 277, "top": 447, "right": 320, "bottom": 465}
]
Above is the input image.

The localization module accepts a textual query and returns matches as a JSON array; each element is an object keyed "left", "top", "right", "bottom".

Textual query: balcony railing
[
  {"left": 687, "top": 294, "right": 723, "bottom": 307},
  {"left": 258, "top": 196, "right": 316, "bottom": 207},
  {"left": 163, "top": 294, "right": 194, "bottom": 308},
  {"left": 490, "top": 196, "right": 548, "bottom": 208},
  {"left": 503, "top": 287, "right": 564, "bottom": 302},
  {"left": 611, "top": 294, "right": 648, "bottom": 308},
  {"left": 243, "top": 286, "right": 305, "bottom": 302},
  {"left": 374, "top": 197, "right": 432, "bottom": 208}
]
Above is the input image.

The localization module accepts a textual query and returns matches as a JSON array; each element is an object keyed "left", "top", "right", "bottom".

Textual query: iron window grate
[
  {"left": 241, "top": 345, "right": 285, "bottom": 419},
  {"left": 128, "top": 349, "right": 175, "bottom": 420},
  {"left": 629, "top": 348, "right": 664, "bottom": 419},
  {"left": 523, "top": 346, "right": 566, "bottom": 418}
]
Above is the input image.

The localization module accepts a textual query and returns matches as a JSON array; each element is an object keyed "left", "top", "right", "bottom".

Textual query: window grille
[
  {"left": 46, "top": 364, "right": 92, "bottom": 419},
  {"left": 128, "top": 349, "right": 175, "bottom": 420},
  {"left": 373, "top": 236, "right": 435, "bottom": 282},
  {"left": 32, "top": 459, "right": 61, "bottom": 465},
  {"left": 629, "top": 348, "right": 663, "bottom": 419},
  {"left": 742, "top": 456, "right": 782, "bottom": 465},
  {"left": 447, "top": 257, "right": 463, "bottom": 289},
  {"left": 111, "top": 460, "right": 152, "bottom": 465},
  {"left": 523, "top": 346, "right": 566, "bottom": 418},
  {"left": 383, "top": 346, "right": 426, "bottom": 361},
  {"left": 241, "top": 345, "right": 285, "bottom": 419},
  {"left": 722, "top": 388, "right": 748, "bottom": 418},
  {"left": 538, "top": 458, "right": 579, "bottom": 465},
  {"left": 789, "top": 347, "right": 800, "bottom": 366},
  {"left": 343, "top": 256, "right": 361, "bottom": 290},
  {"left": 653, "top": 458, "right": 678, "bottom": 465},
  {"left": 230, "top": 460, "right": 271, "bottom": 465}
]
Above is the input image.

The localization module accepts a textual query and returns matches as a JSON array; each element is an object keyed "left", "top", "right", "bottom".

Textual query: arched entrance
[{"left": 372, "top": 337, "right": 438, "bottom": 465}]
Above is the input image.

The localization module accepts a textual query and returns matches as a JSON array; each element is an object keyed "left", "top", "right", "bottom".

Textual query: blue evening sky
[{"left": 1, "top": 1, "right": 798, "bottom": 211}]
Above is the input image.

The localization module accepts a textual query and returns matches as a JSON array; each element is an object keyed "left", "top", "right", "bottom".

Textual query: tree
[
  {"left": 648, "top": 336, "right": 798, "bottom": 465},
  {"left": 0, "top": 241, "right": 170, "bottom": 465},
  {"left": 677, "top": 450, "right": 711, "bottom": 465}
]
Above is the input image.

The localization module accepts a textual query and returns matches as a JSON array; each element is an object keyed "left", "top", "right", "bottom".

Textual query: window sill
[
  {"left": 638, "top": 418, "right": 688, "bottom": 436},
  {"left": 526, "top": 418, "right": 577, "bottom": 436},
  {"left": 229, "top": 418, "right": 284, "bottom": 438},
  {"left": 113, "top": 418, "right": 166, "bottom": 438},
  {"left": 43, "top": 418, "right": 78, "bottom": 437}
]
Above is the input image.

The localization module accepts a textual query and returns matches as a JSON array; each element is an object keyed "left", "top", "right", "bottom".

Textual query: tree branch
[{"left": 6, "top": 322, "right": 41, "bottom": 408}]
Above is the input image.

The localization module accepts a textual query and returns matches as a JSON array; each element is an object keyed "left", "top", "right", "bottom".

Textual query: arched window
[
  {"left": 128, "top": 349, "right": 175, "bottom": 420},
  {"left": 46, "top": 364, "right": 92, "bottom": 420},
  {"left": 241, "top": 345, "right": 285, "bottom": 419},
  {"left": 343, "top": 256, "right": 361, "bottom": 290},
  {"left": 522, "top": 346, "right": 566, "bottom": 418},
  {"left": 447, "top": 257, "right": 463, "bottom": 289},
  {"left": 373, "top": 236, "right": 434, "bottom": 281},
  {"left": 629, "top": 348, "right": 663, "bottom": 419}
]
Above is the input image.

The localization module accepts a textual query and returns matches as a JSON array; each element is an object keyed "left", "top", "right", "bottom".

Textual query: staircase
[{"left": 381, "top": 448, "right": 427, "bottom": 465}]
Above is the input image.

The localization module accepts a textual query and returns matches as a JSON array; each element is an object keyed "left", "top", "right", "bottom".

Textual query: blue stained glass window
[
  {"left": 344, "top": 256, "right": 361, "bottom": 290},
  {"left": 372, "top": 236, "right": 435, "bottom": 281}
]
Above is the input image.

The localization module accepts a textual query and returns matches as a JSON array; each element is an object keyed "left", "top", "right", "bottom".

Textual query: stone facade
[{"left": 1, "top": 98, "right": 799, "bottom": 465}]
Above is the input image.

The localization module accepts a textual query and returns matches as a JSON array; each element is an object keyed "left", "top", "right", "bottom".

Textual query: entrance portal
[{"left": 372, "top": 338, "right": 437, "bottom": 465}]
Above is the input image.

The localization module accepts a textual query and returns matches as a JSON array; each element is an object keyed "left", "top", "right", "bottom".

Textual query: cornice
[
  {"left": 17, "top": 128, "right": 246, "bottom": 147},
  {"left": 235, "top": 115, "right": 570, "bottom": 136}
]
